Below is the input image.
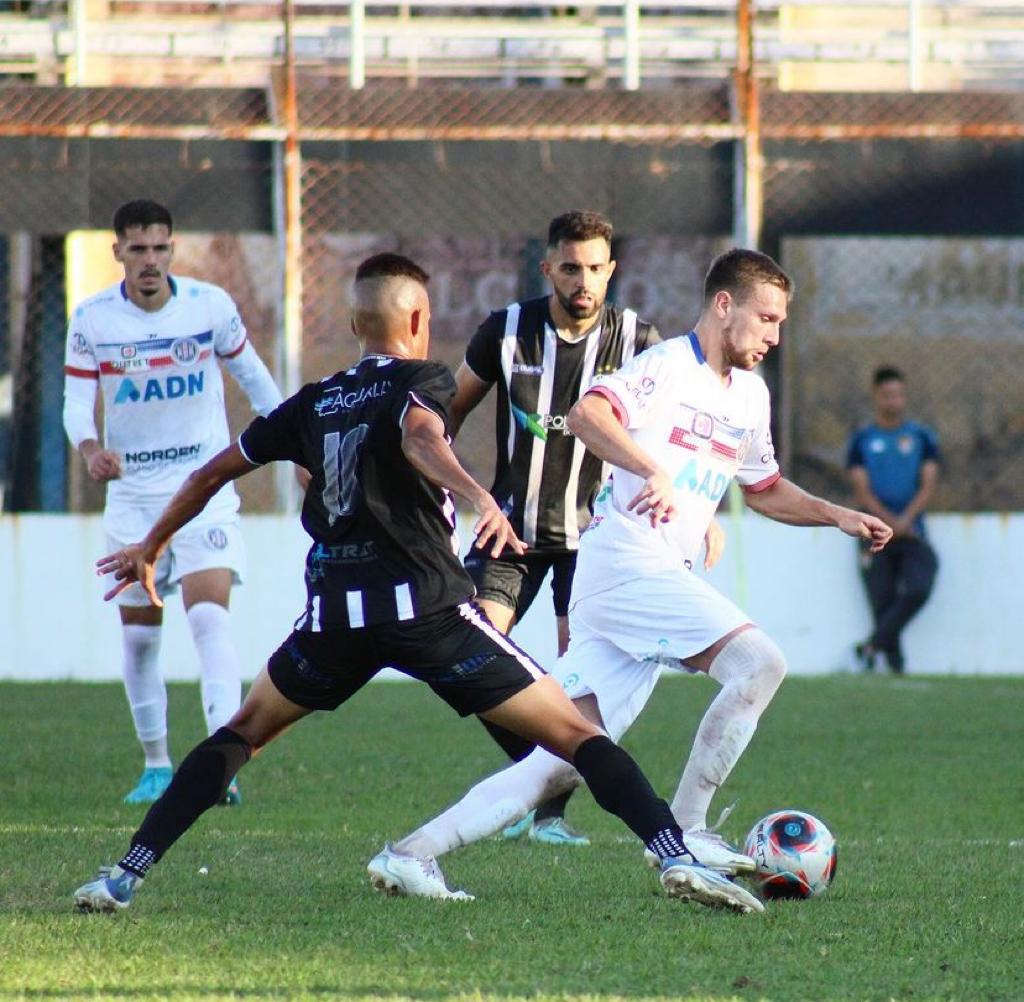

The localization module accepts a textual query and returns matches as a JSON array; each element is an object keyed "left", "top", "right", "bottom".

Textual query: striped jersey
[
  {"left": 63, "top": 276, "right": 249, "bottom": 518},
  {"left": 572, "top": 333, "right": 780, "bottom": 601},
  {"left": 465, "top": 297, "right": 660, "bottom": 552},
  {"left": 239, "top": 355, "right": 473, "bottom": 631}
]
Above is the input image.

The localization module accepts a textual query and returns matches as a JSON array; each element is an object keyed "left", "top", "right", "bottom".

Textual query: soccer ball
[{"left": 742, "top": 809, "right": 837, "bottom": 900}]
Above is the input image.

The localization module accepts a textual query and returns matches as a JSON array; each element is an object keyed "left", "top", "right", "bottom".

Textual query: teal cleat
[
  {"left": 501, "top": 809, "right": 535, "bottom": 840},
  {"left": 529, "top": 817, "right": 590, "bottom": 847},
  {"left": 73, "top": 865, "right": 143, "bottom": 913},
  {"left": 501, "top": 810, "right": 590, "bottom": 846},
  {"left": 220, "top": 777, "right": 242, "bottom": 806},
  {"left": 123, "top": 766, "right": 173, "bottom": 804}
]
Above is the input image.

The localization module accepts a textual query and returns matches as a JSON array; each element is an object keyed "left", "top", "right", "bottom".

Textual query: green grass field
[{"left": 2, "top": 674, "right": 1021, "bottom": 1002}]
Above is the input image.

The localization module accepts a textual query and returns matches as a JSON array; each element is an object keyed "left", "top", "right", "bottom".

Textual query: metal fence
[{"left": 2, "top": 16, "right": 1024, "bottom": 515}]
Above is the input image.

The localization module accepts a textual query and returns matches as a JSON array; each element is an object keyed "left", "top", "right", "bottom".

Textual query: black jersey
[
  {"left": 465, "top": 297, "right": 660, "bottom": 552},
  {"left": 239, "top": 355, "right": 472, "bottom": 630}
]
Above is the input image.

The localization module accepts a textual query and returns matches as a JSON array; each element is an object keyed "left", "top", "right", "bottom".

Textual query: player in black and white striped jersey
[
  {"left": 73, "top": 250, "right": 761, "bottom": 915},
  {"left": 451, "top": 211, "right": 681, "bottom": 845}
]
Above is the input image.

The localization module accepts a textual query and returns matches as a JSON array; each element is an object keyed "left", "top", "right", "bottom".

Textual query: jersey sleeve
[
  {"left": 463, "top": 312, "right": 505, "bottom": 383},
  {"left": 586, "top": 342, "right": 670, "bottom": 430},
  {"left": 737, "top": 381, "right": 781, "bottom": 492},
  {"left": 919, "top": 425, "right": 941, "bottom": 463},
  {"left": 211, "top": 287, "right": 249, "bottom": 360},
  {"left": 396, "top": 363, "right": 457, "bottom": 431},
  {"left": 64, "top": 309, "right": 98, "bottom": 380},
  {"left": 238, "top": 389, "right": 308, "bottom": 467},
  {"left": 846, "top": 429, "right": 867, "bottom": 468}
]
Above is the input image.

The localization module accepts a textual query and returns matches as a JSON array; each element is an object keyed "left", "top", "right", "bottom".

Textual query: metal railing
[{"left": 1, "top": 2, "right": 1022, "bottom": 89}]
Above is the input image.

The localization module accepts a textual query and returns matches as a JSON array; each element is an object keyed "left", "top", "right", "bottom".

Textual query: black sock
[
  {"left": 534, "top": 788, "right": 574, "bottom": 824},
  {"left": 128, "top": 727, "right": 252, "bottom": 867},
  {"left": 572, "top": 735, "right": 682, "bottom": 845}
]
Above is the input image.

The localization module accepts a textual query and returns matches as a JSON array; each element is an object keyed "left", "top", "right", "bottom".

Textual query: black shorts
[
  {"left": 465, "top": 551, "right": 578, "bottom": 619},
  {"left": 266, "top": 602, "right": 546, "bottom": 717}
]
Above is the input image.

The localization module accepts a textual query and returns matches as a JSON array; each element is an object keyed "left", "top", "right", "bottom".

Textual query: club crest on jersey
[
  {"left": 692, "top": 411, "right": 714, "bottom": 439},
  {"left": 120, "top": 344, "right": 137, "bottom": 359},
  {"left": 171, "top": 337, "right": 200, "bottom": 366}
]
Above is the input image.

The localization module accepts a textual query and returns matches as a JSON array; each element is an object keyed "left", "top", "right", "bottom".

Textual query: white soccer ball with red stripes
[{"left": 743, "top": 809, "right": 837, "bottom": 900}]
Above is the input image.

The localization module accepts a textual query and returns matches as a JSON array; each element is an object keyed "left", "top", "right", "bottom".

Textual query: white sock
[
  {"left": 121, "top": 624, "right": 170, "bottom": 769},
  {"left": 670, "top": 628, "right": 787, "bottom": 831},
  {"left": 395, "top": 748, "right": 579, "bottom": 859},
  {"left": 186, "top": 601, "right": 242, "bottom": 735}
]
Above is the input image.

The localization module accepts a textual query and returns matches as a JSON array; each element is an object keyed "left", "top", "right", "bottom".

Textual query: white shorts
[
  {"left": 106, "top": 518, "right": 246, "bottom": 607},
  {"left": 554, "top": 568, "right": 750, "bottom": 740}
]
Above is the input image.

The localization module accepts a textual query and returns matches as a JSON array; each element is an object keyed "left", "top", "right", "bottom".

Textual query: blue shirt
[{"left": 847, "top": 421, "right": 940, "bottom": 536}]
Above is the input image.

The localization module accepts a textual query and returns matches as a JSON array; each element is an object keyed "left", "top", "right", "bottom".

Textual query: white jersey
[
  {"left": 64, "top": 275, "right": 249, "bottom": 520},
  {"left": 572, "top": 332, "right": 780, "bottom": 601}
]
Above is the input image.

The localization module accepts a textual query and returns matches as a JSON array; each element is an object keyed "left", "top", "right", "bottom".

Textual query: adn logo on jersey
[
  {"left": 113, "top": 372, "right": 205, "bottom": 404},
  {"left": 673, "top": 457, "right": 730, "bottom": 503}
]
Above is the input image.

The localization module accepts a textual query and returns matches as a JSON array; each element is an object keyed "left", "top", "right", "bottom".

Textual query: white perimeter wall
[{"left": 1, "top": 512, "right": 1020, "bottom": 680}]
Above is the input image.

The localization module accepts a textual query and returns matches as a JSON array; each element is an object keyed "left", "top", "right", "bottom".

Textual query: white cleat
[
  {"left": 367, "top": 845, "right": 474, "bottom": 901},
  {"left": 73, "top": 865, "right": 143, "bottom": 913},
  {"left": 644, "top": 828, "right": 756, "bottom": 875},
  {"left": 643, "top": 805, "right": 754, "bottom": 875},
  {"left": 660, "top": 858, "right": 764, "bottom": 914}
]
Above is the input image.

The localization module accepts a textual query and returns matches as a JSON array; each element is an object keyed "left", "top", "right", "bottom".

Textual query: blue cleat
[
  {"left": 660, "top": 857, "right": 764, "bottom": 914},
  {"left": 502, "top": 810, "right": 590, "bottom": 846},
  {"left": 529, "top": 817, "right": 590, "bottom": 847},
  {"left": 220, "top": 776, "right": 242, "bottom": 806},
  {"left": 501, "top": 809, "right": 535, "bottom": 840},
  {"left": 73, "top": 865, "right": 143, "bottom": 913},
  {"left": 123, "top": 766, "right": 173, "bottom": 804}
]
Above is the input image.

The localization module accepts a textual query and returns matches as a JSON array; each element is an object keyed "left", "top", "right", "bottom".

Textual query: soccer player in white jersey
[
  {"left": 63, "top": 200, "right": 284, "bottom": 806},
  {"left": 371, "top": 248, "right": 892, "bottom": 906}
]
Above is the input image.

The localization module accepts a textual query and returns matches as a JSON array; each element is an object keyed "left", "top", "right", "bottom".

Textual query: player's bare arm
[
  {"left": 743, "top": 477, "right": 892, "bottom": 552},
  {"left": 97, "top": 443, "right": 254, "bottom": 603},
  {"left": 448, "top": 362, "right": 493, "bottom": 439},
  {"left": 401, "top": 402, "right": 525, "bottom": 558},
  {"left": 568, "top": 391, "right": 677, "bottom": 525},
  {"left": 78, "top": 439, "right": 122, "bottom": 482}
]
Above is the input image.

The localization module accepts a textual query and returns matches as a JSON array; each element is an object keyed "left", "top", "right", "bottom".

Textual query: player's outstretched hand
[
  {"left": 471, "top": 494, "right": 526, "bottom": 558},
  {"left": 703, "top": 517, "right": 726, "bottom": 570},
  {"left": 627, "top": 470, "right": 677, "bottom": 527},
  {"left": 96, "top": 543, "right": 162, "bottom": 606},
  {"left": 838, "top": 510, "right": 893, "bottom": 553}
]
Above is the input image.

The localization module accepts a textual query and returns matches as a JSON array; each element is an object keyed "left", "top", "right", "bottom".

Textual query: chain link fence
[{"left": 1, "top": 81, "right": 1023, "bottom": 512}]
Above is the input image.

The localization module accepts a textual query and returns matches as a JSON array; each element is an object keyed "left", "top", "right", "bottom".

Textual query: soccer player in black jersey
[
  {"left": 452, "top": 210, "right": 722, "bottom": 845},
  {"left": 72, "top": 252, "right": 759, "bottom": 914}
]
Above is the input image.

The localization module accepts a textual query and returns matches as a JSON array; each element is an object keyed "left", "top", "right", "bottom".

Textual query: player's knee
[
  {"left": 711, "top": 627, "right": 787, "bottom": 703},
  {"left": 756, "top": 632, "right": 788, "bottom": 691},
  {"left": 545, "top": 715, "right": 604, "bottom": 762}
]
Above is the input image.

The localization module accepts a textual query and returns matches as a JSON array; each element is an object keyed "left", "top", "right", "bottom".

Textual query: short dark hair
[
  {"left": 112, "top": 200, "right": 174, "bottom": 237},
  {"left": 546, "top": 210, "right": 613, "bottom": 249},
  {"left": 703, "top": 248, "right": 792, "bottom": 305},
  {"left": 873, "top": 365, "right": 905, "bottom": 387},
  {"left": 355, "top": 252, "right": 429, "bottom": 286}
]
